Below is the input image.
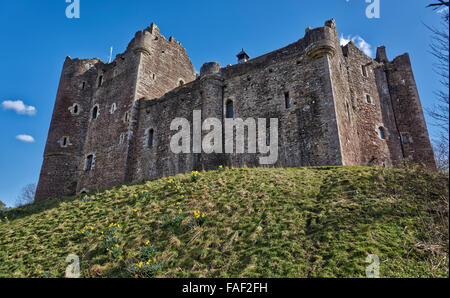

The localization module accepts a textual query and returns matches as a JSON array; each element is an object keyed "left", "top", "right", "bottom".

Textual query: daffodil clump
[
  {"left": 128, "top": 241, "right": 162, "bottom": 278},
  {"left": 162, "top": 202, "right": 184, "bottom": 229},
  {"left": 166, "top": 178, "right": 176, "bottom": 188},
  {"left": 218, "top": 165, "right": 225, "bottom": 172},
  {"left": 80, "top": 225, "right": 95, "bottom": 237},
  {"left": 167, "top": 178, "right": 184, "bottom": 194},
  {"left": 132, "top": 189, "right": 150, "bottom": 201},
  {"left": 130, "top": 208, "right": 139, "bottom": 218},
  {"left": 102, "top": 223, "right": 122, "bottom": 259},
  {"left": 191, "top": 170, "right": 200, "bottom": 182},
  {"left": 193, "top": 210, "right": 207, "bottom": 226}
]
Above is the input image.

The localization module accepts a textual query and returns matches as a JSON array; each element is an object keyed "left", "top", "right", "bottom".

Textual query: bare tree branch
[{"left": 16, "top": 184, "right": 36, "bottom": 207}]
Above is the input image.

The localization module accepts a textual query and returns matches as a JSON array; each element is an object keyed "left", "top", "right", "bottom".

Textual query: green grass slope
[{"left": 0, "top": 166, "right": 448, "bottom": 278}]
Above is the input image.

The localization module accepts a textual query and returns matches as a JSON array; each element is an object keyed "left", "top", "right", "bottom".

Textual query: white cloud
[
  {"left": 340, "top": 34, "right": 374, "bottom": 58},
  {"left": 437, "top": 6, "right": 449, "bottom": 14},
  {"left": 16, "top": 134, "right": 35, "bottom": 143},
  {"left": 1, "top": 100, "right": 37, "bottom": 116}
]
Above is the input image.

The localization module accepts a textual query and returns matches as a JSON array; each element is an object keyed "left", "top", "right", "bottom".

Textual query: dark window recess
[
  {"left": 179, "top": 80, "right": 184, "bottom": 86},
  {"left": 148, "top": 129, "right": 154, "bottom": 148},
  {"left": 284, "top": 92, "right": 291, "bottom": 109},
  {"left": 82, "top": 82, "right": 86, "bottom": 90},
  {"left": 366, "top": 94, "right": 372, "bottom": 104},
  {"left": 98, "top": 76, "right": 103, "bottom": 87},
  {"left": 85, "top": 155, "right": 94, "bottom": 171},
  {"left": 92, "top": 106, "right": 98, "bottom": 120},
  {"left": 73, "top": 104, "right": 78, "bottom": 114},
  {"left": 63, "top": 137, "right": 67, "bottom": 146},
  {"left": 362, "top": 65, "right": 368, "bottom": 77},
  {"left": 378, "top": 127, "right": 386, "bottom": 140},
  {"left": 226, "top": 100, "right": 234, "bottom": 119}
]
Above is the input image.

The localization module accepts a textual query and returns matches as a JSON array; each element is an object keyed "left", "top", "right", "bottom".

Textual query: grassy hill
[{"left": 0, "top": 166, "right": 448, "bottom": 278}]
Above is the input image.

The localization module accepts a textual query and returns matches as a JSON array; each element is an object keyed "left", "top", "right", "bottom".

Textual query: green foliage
[{"left": 0, "top": 166, "right": 448, "bottom": 278}]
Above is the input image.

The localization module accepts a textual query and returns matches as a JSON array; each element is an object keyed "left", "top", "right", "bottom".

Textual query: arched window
[
  {"left": 226, "top": 100, "right": 234, "bottom": 119},
  {"left": 365, "top": 94, "right": 372, "bottom": 104},
  {"left": 81, "top": 82, "right": 86, "bottom": 90},
  {"left": 98, "top": 75, "right": 103, "bottom": 87},
  {"left": 378, "top": 127, "right": 386, "bottom": 140},
  {"left": 92, "top": 106, "right": 98, "bottom": 120},
  {"left": 73, "top": 104, "right": 78, "bottom": 114},
  {"left": 284, "top": 92, "right": 291, "bottom": 109},
  {"left": 179, "top": 80, "right": 185, "bottom": 86},
  {"left": 148, "top": 129, "right": 154, "bottom": 148}
]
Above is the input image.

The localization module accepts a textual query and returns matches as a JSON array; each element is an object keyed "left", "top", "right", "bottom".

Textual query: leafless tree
[
  {"left": 427, "top": 1, "right": 449, "bottom": 9},
  {"left": 16, "top": 183, "right": 36, "bottom": 207},
  {"left": 427, "top": 1, "right": 449, "bottom": 171}
]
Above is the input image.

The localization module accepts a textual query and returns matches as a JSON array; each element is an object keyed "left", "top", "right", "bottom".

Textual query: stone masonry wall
[{"left": 35, "top": 19, "right": 436, "bottom": 201}]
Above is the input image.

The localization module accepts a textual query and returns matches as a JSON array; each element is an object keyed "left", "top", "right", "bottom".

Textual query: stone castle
[{"left": 35, "top": 19, "right": 435, "bottom": 201}]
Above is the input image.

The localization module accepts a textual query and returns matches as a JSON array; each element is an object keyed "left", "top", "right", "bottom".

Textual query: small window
[
  {"left": 148, "top": 129, "right": 154, "bottom": 148},
  {"left": 226, "top": 100, "right": 234, "bottom": 119},
  {"left": 179, "top": 80, "right": 185, "bottom": 87},
  {"left": 85, "top": 155, "right": 94, "bottom": 171},
  {"left": 362, "top": 65, "right": 368, "bottom": 77},
  {"left": 60, "top": 136, "right": 69, "bottom": 148},
  {"left": 124, "top": 112, "right": 130, "bottom": 123},
  {"left": 82, "top": 82, "right": 86, "bottom": 90},
  {"left": 401, "top": 134, "right": 409, "bottom": 144},
  {"left": 92, "top": 106, "right": 98, "bottom": 120},
  {"left": 365, "top": 94, "right": 372, "bottom": 104},
  {"left": 378, "top": 127, "right": 386, "bottom": 140},
  {"left": 110, "top": 103, "right": 117, "bottom": 114},
  {"left": 70, "top": 103, "right": 80, "bottom": 115},
  {"left": 98, "top": 75, "right": 103, "bottom": 87},
  {"left": 153, "top": 74, "right": 156, "bottom": 80},
  {"left": 284, "top": 92, "right": 291, "bottom": 109}
]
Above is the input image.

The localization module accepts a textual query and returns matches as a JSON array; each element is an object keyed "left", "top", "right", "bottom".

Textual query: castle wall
[{"left": 36, "top": 19, "right": 436, "bottom": 201}]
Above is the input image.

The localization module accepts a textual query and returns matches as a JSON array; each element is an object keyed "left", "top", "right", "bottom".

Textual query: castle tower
[
  {"left": 35, "top": 57, "right": 98, "bottom": 201},
  {"left": 380, "top": 49, "right": 436, "bottom": 168}
]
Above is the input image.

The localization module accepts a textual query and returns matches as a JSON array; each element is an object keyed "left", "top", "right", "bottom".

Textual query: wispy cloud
[
  {"left": 340, "top": 34, "right": 374, "bottom": 57},
  {"left": 16, "top": 134, "right": 35, "bottom": 143},
  {"left": 1, "top": 100, "right": 37, "bottom": 116}
]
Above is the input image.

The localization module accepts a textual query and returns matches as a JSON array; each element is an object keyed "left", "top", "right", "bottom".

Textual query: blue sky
[{"left": 0, "top": 0, "right": 446, "bottom": 206}]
